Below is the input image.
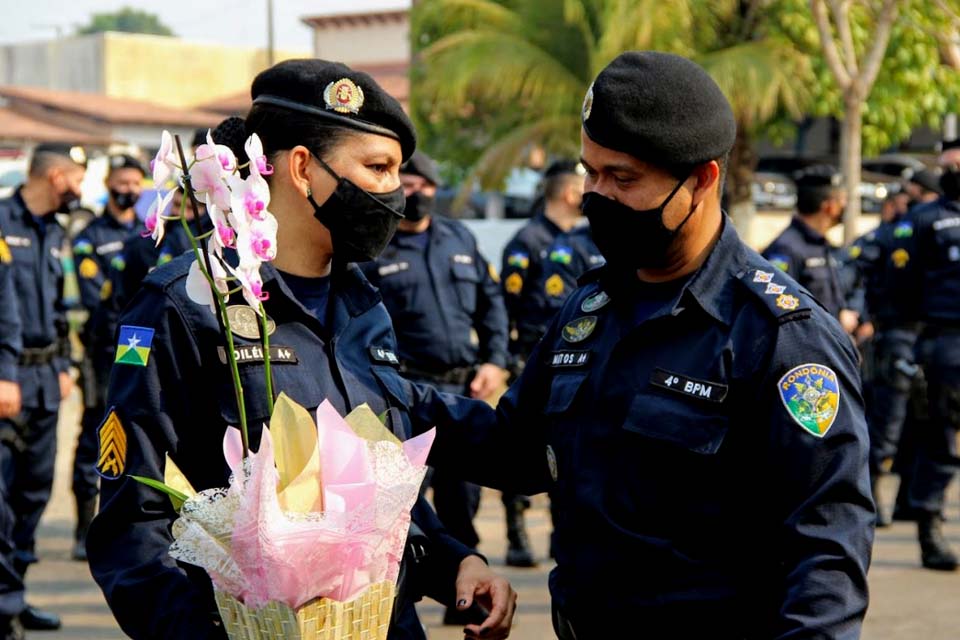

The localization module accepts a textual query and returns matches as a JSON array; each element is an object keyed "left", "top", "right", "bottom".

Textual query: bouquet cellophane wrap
[
  {"left": 214, "top": 581, "right": 395, "bottom": 640},
  {"left": 164, "top": 394, "right": 435, "bottom": 639}
]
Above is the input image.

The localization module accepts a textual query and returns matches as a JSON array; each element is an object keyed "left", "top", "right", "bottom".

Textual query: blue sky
[{"left": 0, "top": 0, "right": 408, "bottom": 52}]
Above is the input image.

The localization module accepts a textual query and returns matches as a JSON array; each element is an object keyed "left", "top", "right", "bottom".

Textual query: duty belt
[
  {"left": 19, "top": 344, "right": 58, "bottom": 366},
  {"left": 399, "top": 362, "right": 475, "bottom": 387}
]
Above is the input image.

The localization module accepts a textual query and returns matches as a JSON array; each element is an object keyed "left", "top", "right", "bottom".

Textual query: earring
[{"left": 306, "top": 187, "right": 313, "bottom": 197}]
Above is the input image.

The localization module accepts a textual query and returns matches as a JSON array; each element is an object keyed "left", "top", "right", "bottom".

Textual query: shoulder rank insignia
[
  {"left": 545, "top": 274, "right": 565, "bottom": 297},
  {"left": 96, "top": 408, "right": 127, "bottom": 479},
  {"left": 324, "top": 78, "right": 364, "bottom": 114},
  {"left": 79, "top": 257, "right": 99, "bottom": 279},
  {"left": 0, "top": 238, "right": 10, "bottom": 264},
  {"left": 778, "top": 363, "right": 840, "bottom": 438},
  {"left": 115, "top": 325, "right": 155, "bottom": 367},
  {"left": 753, "top": 270, "right": 774, "bottom": 283},
  {"left": 562, "top": 315, "right": 597, "bottom": 343},
  {"left": 226, "top": 305, "right": 276, "bottom": 340},
  {"left": 488, "top": 263, "right": 500, "bottom": 284},
  {"left": 776, "top": 294, "right": 800, "bottom": 311},
  {"left": 507, "top": 252, "right": 529, "bottom": 269},
  {"left": 505, "top": 272, "right": 523, "bottom": 295},
  {"left": 765, "top": 283, "right": 786, "bottom": 295},
  {"left": 891, "top": 248, "right": 910, "bottom": 269},
  {"left": 100, "top": 280, "right": 113, "bottom": 301},
  {"left": 581, "top": 290, "right": 610, "bottom": 312}
]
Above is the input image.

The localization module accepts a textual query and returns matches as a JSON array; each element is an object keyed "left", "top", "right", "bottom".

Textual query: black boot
[
  {"left": 18, "top": 605, "right": 61, "bottom": 631},
  {"left": 73, "top": 496, "right": 97, "bottom": 561},
  {"left": 918, "top": 511, "right": 958, "bottom": 571},
  {"left": 871, "top": 475, "right": 890, "bottom": 528},
  {"left": 504, "top": 499, "right": 536, "bottom": 568}
]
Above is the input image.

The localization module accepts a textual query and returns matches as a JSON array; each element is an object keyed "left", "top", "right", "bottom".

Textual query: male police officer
[
  {"left": 0, "top": 233, "right": 26, "bottom": 640},
  {"left": 70, "top": 154, "right": 145, "bottom": 560},
  {"left": 361, "top": 152, "right": 509, "bottom": 622},
  {"left": 0, "top": 143, "right": 86, "bottom": 631},
  {"left": 895, "top": 140, "right": 960, "bottom": 571},
  {"left": 763, "top": 166, "right": 860, "bottom": 334},
  {"left": 409, "top": 51, "right": 874, "bottom": 638},
  {"left": 498, "top": 160, "right": 584, "bottom": 566}
]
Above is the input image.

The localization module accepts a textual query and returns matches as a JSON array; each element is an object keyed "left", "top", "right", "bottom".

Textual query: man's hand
[
  {"left": 454, "top": 555, "right": 517, "bottom": 640},
  {"left": 59, "top": 371, "right": 74, "bottom": 401},
  {"left": 854, "top": 320, "right": 875, "bottom": 345},
  {"left": 0, "top": 381, "right": 21, "bottom": 419},
  {"left": 839, "top": 309, "right": 860, "bottom": 335},
  {"left": 469, "top": 364, "right": 509, "bottom": 401}
]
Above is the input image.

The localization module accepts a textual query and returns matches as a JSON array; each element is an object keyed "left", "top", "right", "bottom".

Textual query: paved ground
[{"left": 24, "top": 393, "right": 960, "bottom": 639}]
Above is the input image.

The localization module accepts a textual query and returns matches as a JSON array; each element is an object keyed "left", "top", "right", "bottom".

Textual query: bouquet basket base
[{"left": 215, "top": 581, "right": 396, "bottom": 640}]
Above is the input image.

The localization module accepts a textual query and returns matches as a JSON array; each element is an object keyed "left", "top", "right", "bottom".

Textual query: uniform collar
[
  {"left": 790, "top": 215, "right": 827, "bottom": 244},
  {"left": 261, "top": 261, "right": 381, "bottom": 319},
  {"left": 534, "top": 209, "right": 563, "bottom": 237},
  {"left": 681, "top": 216, "right": 747, "bottom": 327}
]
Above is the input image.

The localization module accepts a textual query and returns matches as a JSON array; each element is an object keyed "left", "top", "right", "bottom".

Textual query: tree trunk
[
  {"left": 726, "top": 125, "right": 758, "bottom": 240},
  {"left": 840, "top": 92, "right": 862, "bottom": 244}
]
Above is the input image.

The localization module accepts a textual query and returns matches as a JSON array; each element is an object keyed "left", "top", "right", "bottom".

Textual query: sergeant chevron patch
[{"left": 96, "top": 408, "right": 128, "bottom": 480}]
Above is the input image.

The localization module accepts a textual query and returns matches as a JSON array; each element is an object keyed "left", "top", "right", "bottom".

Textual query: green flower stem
[
  {"left": 173, "top": 135, "right": 249, "bottom": 458},
  {"left": 259, "top": 302, "right": 275, "bottom": 417}
]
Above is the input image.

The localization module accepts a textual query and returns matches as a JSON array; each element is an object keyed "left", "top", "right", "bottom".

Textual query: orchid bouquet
[{"left": 135, "top": 132, "right": 433, "bottom": 639}]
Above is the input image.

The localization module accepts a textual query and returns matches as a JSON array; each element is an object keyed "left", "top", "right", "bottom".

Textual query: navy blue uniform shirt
[
  {"left": 763, "top": 216, "right": 849, "bottom": 318},
  {"left": 110, "top": 218, "right": 199, "bottom": 312},
  {"left": 852, "top": 216, "right": 919, "bottom": 326},
  {"left": 87, "top": 255, "right": 477, "bottom": 640},
  {"left": 539, "top": 224, "right": 604, "bottom": 314},
  {"left": 0, "top": 188, "right": 69, "bottom": 410},
  {"left": 407, "top": 218, "right": 874, "bottom": 638},
  {"left": 901, "top": 197, "right": 960, "bottom": 323},
  {"left": 361, "top": 216, "right": 509, "bottom": 372},
  {"left": 500, "top": 208, "right": 563, "bottom": 352},
  {"left": 0, "top": 242, "right": 21, "bottom": 382}
]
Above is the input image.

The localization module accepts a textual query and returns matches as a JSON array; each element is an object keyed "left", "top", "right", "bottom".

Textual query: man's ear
[{"left": 690, "top": 160, "right": 720, "bottom": 208}]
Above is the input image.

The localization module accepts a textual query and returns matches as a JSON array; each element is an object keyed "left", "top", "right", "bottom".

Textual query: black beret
[
  {"left": 108, "top": 154, "right": 146, "bottom": 175},
  {"left": 582, "top": 51, "right": 736, "bottom": 168},
  {"left": 909, "top": 168, "right": 943, "bottom": 194},
  {"left": 33, "top": 143, "right": 87, "bottom": 168},
  {"left": 401, "top": 151, "right": 441, "bottom": 186},
  {"left": 544, "top": 159, "right": 582, "bottom": 178},
  {"left": 793, "top": 164, "right": 842, "bottom": 188},
  {"left": 251, "top": 59, "right": 416, "bottom": 161}
]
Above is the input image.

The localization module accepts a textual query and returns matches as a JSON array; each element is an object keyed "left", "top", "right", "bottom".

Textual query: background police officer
[
  {"left": 70, "top": 154, "right": 145, "bottom": 561},
  {"left": 0, "top": 143, "right": 87, "bottom": 631},
  {"left": 498, "top": 160, "right": 584, "bottom": 567},
  {"left": 361, "top": 152, "right": 510, "bottom": 622},
  {"left": 896, "top": 140, "right": 960, "bottom": 571},
  {"left": 409, "top": 51, "right": 875, "bottom": 638},
  {"left": 0, "top": 232, "right": 25, "bottom": 640},
  {"left": 763, "top": 166, "right": 860, "bottom": 333}
]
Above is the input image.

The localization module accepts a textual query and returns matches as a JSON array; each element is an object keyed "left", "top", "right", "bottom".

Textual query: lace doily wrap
[{"left": 169, "top": 427, "right": 429, "bottom": 609}]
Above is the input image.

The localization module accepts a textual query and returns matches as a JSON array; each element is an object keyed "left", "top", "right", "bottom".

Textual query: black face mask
[
  {"left": 582, "top": 174, "right": 692, "bottom": 272},
  {"left": 110, "top": 189, "right": 139, "bottom": 211},
  {"left": 940, "top": 169, "right": 960, "bottom": 201},
  {"left": 57, "top": 188, "right": 82, "bottom": 214},
  {"left": 404, "top": 191, "right": 435, "bottom": 222},
  {"left": 308, "top": 155, "right": 406, "bottom": 263}
]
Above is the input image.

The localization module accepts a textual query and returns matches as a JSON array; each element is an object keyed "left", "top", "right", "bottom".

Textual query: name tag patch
[
  {"left": 547, "top": 350, "right": 591, "bottom": 368},
  {"left": 218, "top": 345, "right": 298, "bottom": 365},
  {"left": 5, "top": 236, "right": 30, "bottom": 248},
  {"left": 651, "top": 368, "right": 728, "bottom": 403},
  {"left": 370, "top": 346, "right": 400, "bottom": 366},
  {"left": 378, "top": 261, "right": 409, "bottom": 277},
  {"left": 96, "top": 240, "right": 125, "bottom": 255}
]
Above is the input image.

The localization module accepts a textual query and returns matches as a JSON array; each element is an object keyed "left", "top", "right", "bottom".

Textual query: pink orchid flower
[
  {"left": 227, "top": 262, "right": 269, "bottom": 312},
  {"left": 245, "top": 133, "right": 273, "bottom": 176},
  {"left": 184, "top": 252, "right": 230, "bottom": 314},
  {"left": 141, "top": 189, "right": 176, "bottom": 246},
  {"left": 151, "top": 130, "right": 181, "bottom": 188},
  {"left": 206, "top": 201, "right": 237, "bottom": 253}
]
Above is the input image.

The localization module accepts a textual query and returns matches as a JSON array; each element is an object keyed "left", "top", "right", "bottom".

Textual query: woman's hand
[{"left": 454, "top": 555, "right": 517, "bottom": 639}]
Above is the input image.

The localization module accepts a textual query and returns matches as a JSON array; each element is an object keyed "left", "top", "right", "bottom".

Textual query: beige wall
[
  {"left": 312, "top": 19, "right": 409, "bottom": 65},
  {"left": 102, "top": 33, "right": 308, "bottom": 108}
]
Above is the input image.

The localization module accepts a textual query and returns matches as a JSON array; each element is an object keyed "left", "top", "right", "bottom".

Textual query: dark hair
[
  {"left": 796, "top": 185, "right": 839, "bottom": 215},
  {"left": 29, "top": 152, "right": 76, "bottom": 178}
]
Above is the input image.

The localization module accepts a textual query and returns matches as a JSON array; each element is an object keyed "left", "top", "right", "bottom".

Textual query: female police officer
[{"left": 86, "top": 59, "right": 515, "bottom": 640}]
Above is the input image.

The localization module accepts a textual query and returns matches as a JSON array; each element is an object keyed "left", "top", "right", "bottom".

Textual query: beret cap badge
[
  {"left": 323, "top": 78, "right": 364, "bottom": 114},
  {"left": 582, "top": 83, "right": 594, "bottom": 121}
]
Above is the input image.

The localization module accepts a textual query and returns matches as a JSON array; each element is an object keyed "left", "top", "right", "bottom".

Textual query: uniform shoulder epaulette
[
  {"left": 739, "top": 259, "right": 812, "bottom": 322},
  {"left": 143, "top": 251, "right": 194, "bottom": 290}
]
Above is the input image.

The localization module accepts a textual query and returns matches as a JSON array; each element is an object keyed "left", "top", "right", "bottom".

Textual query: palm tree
[{"left": 412, "top": 0, "right": 812, "bottom": 229}]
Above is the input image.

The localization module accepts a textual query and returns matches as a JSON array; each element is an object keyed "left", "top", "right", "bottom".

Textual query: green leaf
[{"left": 130, "top": 475, "right": 189, "bottom": 512}]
